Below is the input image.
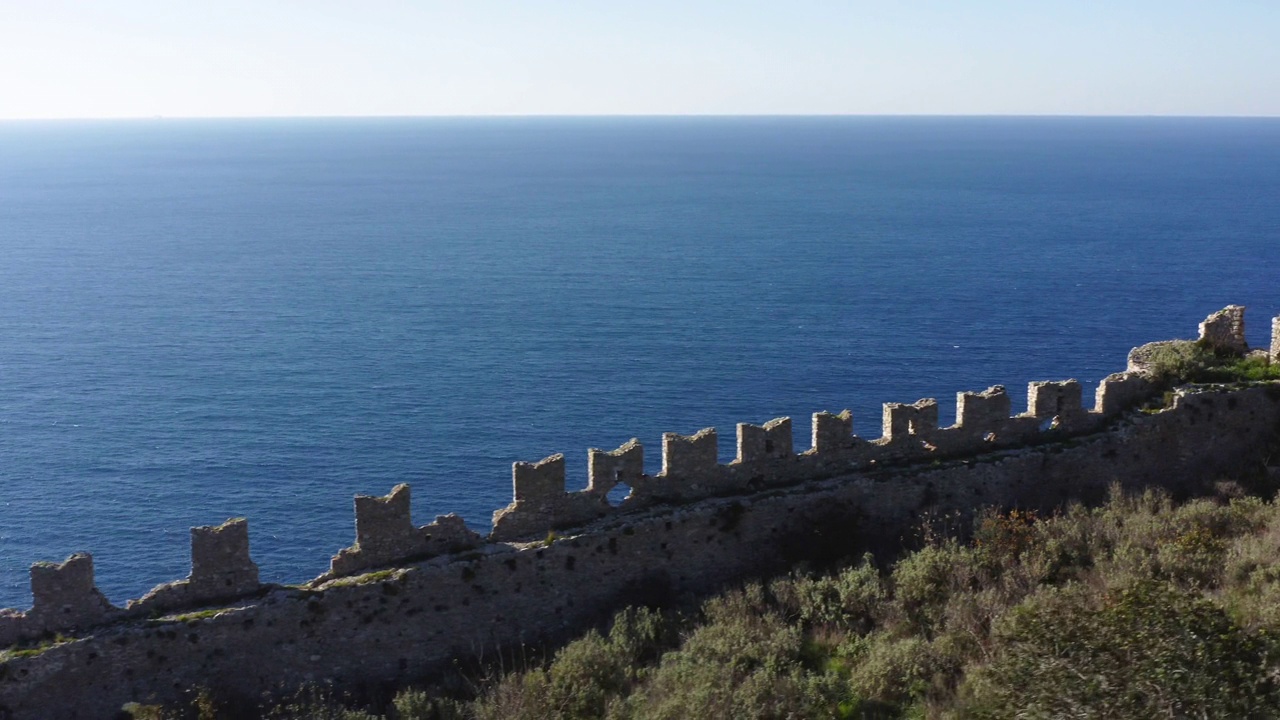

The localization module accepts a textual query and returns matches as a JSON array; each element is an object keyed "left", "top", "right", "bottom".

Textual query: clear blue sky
[{"left": 2, "top": 0, "right": 1277, "bottom": 119}]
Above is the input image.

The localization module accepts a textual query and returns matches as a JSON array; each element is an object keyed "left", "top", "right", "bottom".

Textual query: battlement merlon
[
  {"left": 493, "top": 454, "right": 606, "bottom": 542},
  {"left": 1199, "top": 305, "right": 1247, "bottom": 354},
  {"left": 189, "top": 518, "right": 259, "bottom": 595},
  {"left": 513, "top": 454, "right": 567, "bottom": 504},
  {"left": 811, "top": 410, "right": 853, "bottom": 454},
  {"left": 125, "top": 519, "right": 261, "bottom": 614},
  {"left": 1096, "top": 372, "right": 1152, "bottom": 416},
  {"left": 29, "top": 553, "right": 115, "bottom": 625},
  {"left": 736, "top": 417, "right": 793, "bottom": 464},
  {"left": 329, "top": 487, "right": 485, "bottom": 579},
  {"left": 354, "top": 483, "right": 415, "bottom": 551},
  {"left": 587, "top": 439, "right": 643, "bottom": 496},
  {"left": 956, "top": 386, "right": 1011, "bottom": 431},
  {"left": 882, "top": 398, "right": 939, "bottom": 442},
  {"left": 1027, "top": 380, "right": 1083, "bottom": 419},
  {"left": 661, "top": 428, "right": 718, "bottom": 477}
]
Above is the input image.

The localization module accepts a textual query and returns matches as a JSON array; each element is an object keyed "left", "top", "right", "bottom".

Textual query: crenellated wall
[
  {"left": 0, "top": 519, "right": 260, "bottom": 648},
  {"left": 487, "top": 374, "right": 1155, "bottom": 543},
  {"left": 2, "top": 306, "right": 1280, "bottom": 718}
]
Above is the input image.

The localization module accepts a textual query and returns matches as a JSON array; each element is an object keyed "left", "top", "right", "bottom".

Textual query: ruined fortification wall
[{"left": 1, "top": 307, "right": 1279, "bottom": 718}]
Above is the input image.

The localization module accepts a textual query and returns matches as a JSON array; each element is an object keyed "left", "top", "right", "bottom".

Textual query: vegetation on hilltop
[
  {"left": 1139, "top": 339, "right": 1280, "bottom": 386},
  {"left": 135, "top": 483, "right": 1280, "bottom": 719}
]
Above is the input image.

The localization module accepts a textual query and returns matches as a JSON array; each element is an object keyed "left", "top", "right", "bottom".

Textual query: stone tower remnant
[{"left": 1198, "top": 305, "right": 1247, "bottom": 354}]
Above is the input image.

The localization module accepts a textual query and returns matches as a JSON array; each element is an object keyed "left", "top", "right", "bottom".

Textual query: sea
[{"left": 0, "top": 116, "right": 1277, "bottom": 609}]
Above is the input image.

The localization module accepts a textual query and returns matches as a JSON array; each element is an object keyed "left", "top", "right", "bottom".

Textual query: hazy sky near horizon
[{"left": 2, "top": 1, "right": 1278, "bottom": 119}]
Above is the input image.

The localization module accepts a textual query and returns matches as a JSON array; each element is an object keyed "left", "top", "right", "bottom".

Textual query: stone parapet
[
  {"left": 4, "top": 380, "right": 1279, "bottom": 719},
  {"left": 2, "top": 305, "right": 1275, "bottom": 718}
]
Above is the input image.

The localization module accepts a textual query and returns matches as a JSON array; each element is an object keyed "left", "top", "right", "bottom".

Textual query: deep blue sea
[{"left": 0, "top": 117, "right": 1277, "bottom": 608}]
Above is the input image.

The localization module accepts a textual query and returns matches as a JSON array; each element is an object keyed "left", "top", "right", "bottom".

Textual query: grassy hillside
[{"left": 136, "top": 481, "right": 1280, "bottom": 719}]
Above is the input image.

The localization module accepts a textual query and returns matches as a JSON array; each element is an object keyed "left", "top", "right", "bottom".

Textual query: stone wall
[
  {"left": 1, "top": 305, "right": 1277, "bottom": 718},
  {"left": 486, "top": 376, "right": 1134, "bottom": 543},
  {"left": 0, "top": 520, "right": 265, "bottom": 648},
  {"left": 1198, "top": 304, "right": 1248, "bottom": 353},
  {"left": 2, "top": 380, "right": 1278, "bottom": 718}
]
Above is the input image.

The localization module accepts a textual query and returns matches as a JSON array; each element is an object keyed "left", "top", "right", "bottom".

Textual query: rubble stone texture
[
  {"left": 1272, "top": 316, "right": 1280, "bottom": 363},
  {"left": 882, "top": 398, "right": 939, "bottom": 441},
  {"left": 190, "top": 519, "right": 259, "bottom": 596},
  {"left": 329, "top": 485, "right": 483, "bottom": 577},
  {"left": 1198, "top": 304, "right": 1247, "bottom": 353}
]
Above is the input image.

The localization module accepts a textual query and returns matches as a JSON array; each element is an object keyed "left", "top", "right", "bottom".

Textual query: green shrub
[
  {"left": 613, "top": 587, "right": 835, "bottom": 720},
  {"left": 1141, "top": 340, "right": 1220, "bottom": 384},
  {"left": 390, "top": 689, "right": 466, "bottom": 720},
  {"left": 1140, "top": 339, "right": 1278, "bottom": 385},
  {"left": 888, "top": 541, "right": 982, "bottom": 637},
  {"left": 845, "top": 634, "right": 962, "bottom": 711},
  {"left": 959, "top": 580, "right": 1280, "bottom": 718},
  {"left": 606, "top": 606, "right": 682, "bottom": 666},
  {"left": 772, "top": 554, "right": 884, "bottom": 633},
  {"left": 473, "top": 671, "right": 554, "bottom": 720},
  {"left": 1196, "top": 355, "right": 1280, "bottom": 383},
  {"left": 472, "top": 606, "right": 682, "bottom": 720}
]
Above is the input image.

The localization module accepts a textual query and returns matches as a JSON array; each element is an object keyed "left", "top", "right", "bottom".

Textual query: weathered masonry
[{"left": 2, "top": 307, "right": 1280, "bottom": 718}]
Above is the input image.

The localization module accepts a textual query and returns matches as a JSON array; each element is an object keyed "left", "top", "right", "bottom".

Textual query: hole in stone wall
[{"left": 606, "top": 483, "right": 630, "bottom": 506}]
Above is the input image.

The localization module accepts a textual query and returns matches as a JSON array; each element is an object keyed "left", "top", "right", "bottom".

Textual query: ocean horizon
[{"left": 1, "top": 116, "right": 1277, "bottom": 608}]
